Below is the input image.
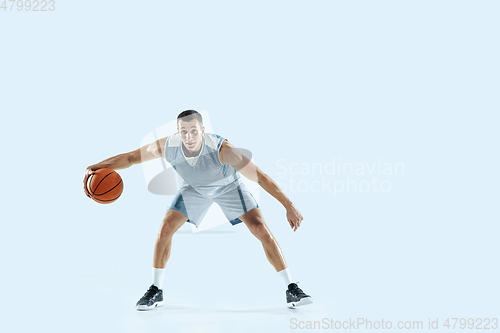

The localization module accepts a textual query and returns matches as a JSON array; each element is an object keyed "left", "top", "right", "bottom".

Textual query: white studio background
[{"left": 0, "top": 1, "right": 499, "bottom": 333}]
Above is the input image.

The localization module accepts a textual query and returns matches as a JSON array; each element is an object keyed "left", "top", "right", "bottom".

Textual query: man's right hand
[
  {"left": 82, "top": 136, "right": 168, "bottom": 199},
  {"left": 83, "top": 166, "right": 100, "bottom": 198}
]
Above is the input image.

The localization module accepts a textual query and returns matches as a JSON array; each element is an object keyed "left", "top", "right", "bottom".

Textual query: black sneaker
[
  {"left": 136, "top": 284, "right": 164, "bottom": 311},
  {"left": 286, "top": 282, "right": 313, "bottom": 308}
]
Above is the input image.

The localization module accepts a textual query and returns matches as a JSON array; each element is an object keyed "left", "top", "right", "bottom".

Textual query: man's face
[{"left": 177, "top": 118, "right": 204, "bottom": 152}]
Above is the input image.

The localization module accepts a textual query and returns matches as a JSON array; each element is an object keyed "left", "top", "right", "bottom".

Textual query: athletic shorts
[{"left": 168, "top": 182, "right": 259, "bottom": 228}]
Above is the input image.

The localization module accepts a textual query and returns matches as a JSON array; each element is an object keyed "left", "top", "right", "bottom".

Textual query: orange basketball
[{"left": 87, "top": 168, "right": 123, "bottom": 204}]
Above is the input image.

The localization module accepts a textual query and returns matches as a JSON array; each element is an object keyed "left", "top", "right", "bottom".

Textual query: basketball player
[{"left": 83, "top": 110, "right": 313, "bottom": 310}]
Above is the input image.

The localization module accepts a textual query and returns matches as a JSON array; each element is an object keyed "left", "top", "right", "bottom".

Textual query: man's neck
[{"left": 182, "top": 142, "right": 202, "bottom": 157}]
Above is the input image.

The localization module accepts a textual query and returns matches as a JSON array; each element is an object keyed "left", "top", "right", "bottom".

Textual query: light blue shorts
[{"left": 168, "top": 182, "right": 259, "bottom": 228}]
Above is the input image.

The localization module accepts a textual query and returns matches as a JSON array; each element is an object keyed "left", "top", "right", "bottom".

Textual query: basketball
[{"left": 86, "top": 168, "right": 124, "bottom": 204}]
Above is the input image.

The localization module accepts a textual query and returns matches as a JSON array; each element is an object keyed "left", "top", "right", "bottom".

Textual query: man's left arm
[{"left": 220, "top": 140, "right": 303, "bottom": 231}]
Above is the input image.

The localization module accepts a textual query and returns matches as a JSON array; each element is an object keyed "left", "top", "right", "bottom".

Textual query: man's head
[{"left": 177, "top": 110, "right": 205, "bottom": 152}]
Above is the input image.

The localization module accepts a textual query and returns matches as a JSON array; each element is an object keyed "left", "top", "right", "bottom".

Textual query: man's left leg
[
  {"left": 239, "top": 208, "right": 286, "bottom": 271},
  {"left": 238, "top": 208, "right": 313, "bottom": 307}
]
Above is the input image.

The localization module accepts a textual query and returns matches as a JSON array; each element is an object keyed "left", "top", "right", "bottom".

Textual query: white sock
[
  {"left": 277, "top": 268, "right": 293, "bottom": 288},
  {"left": 153, "top": 267, "right": 165, "bottom": 289}
]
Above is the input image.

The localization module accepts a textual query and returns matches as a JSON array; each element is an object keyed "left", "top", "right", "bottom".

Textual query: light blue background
[{"left": 1, "top": 1, "right": 498, "bottom": 332}]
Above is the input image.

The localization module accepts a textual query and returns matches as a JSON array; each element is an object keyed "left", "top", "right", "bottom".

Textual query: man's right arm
[
  {"left": 129, "top": 136, "right": 169, "bottom": 166},
  {"left": 83, "top": 136, "right": 168, "bottom": 198}
]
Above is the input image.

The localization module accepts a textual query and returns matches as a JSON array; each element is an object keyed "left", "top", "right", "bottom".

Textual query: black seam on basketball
[
  {"left": 94, "top": 193, "right": 122, "bottom": 202},
  {"left": 94, "top": 178, "right": 122, "bottom": 196},
  {"left": 92, "top": 171, "right": 116, "bottom": 196}
]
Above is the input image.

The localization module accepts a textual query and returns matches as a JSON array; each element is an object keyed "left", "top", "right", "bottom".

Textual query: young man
[{"left": 83, "top": 110, "right": 313, "bottom": 310}]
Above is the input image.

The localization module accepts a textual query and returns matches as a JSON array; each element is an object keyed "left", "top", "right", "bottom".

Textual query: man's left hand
[{"left": 286, "top": 205, "right": 303, "bottom": 232}]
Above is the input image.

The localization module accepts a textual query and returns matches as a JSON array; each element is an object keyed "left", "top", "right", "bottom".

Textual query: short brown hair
[{"left": 177, "top": 110, "right": 203, "bottom": 126}]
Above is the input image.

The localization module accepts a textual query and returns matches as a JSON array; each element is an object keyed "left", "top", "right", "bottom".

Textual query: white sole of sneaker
[
  {"left": 287, "top": 297, "right": 313, "bottom": 308},
  {"left": 136, "top": 300, "right": 164, "bottom": 311}
]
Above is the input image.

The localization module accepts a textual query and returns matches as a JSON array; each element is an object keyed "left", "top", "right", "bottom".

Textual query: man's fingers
[
  {"left": 286, "top": 209, "right": 304, "bottom": 231},
  {"left": 83, "top": 172, "right": 94, "bottom": 198},
  {"left": 83, "top": 185, "right": 90, "bottom": 198},
  {"left": 288, "top": 216, "right": 303, "bottom": 231}
]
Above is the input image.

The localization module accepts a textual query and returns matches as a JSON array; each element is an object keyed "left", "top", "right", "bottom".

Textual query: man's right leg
[
  {"left": 153, "top": 208, "right": 188, "bottom": 269},
  {"left": 136, "top": 208, "right": 187, "bottom": 311}
]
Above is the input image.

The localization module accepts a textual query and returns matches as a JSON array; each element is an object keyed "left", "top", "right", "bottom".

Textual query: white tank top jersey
[{"left": 164, "top": 132, "right": 243, "bottom": 198}]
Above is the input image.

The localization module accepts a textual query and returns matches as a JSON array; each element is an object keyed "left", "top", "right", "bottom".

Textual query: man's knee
[
  {"left": 249, "top": 221, "right": 273, "bottom": 241},
  {"left": 159, "top": 210, "right": 187, "bottom": 238}
]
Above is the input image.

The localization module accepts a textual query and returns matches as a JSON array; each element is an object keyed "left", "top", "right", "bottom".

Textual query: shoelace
[
  {"left": 143, "top": 286, "right": 159, "bottom": 299},
  {"left": 289, "top": 282, "right": 307, "bottom": 297}
]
